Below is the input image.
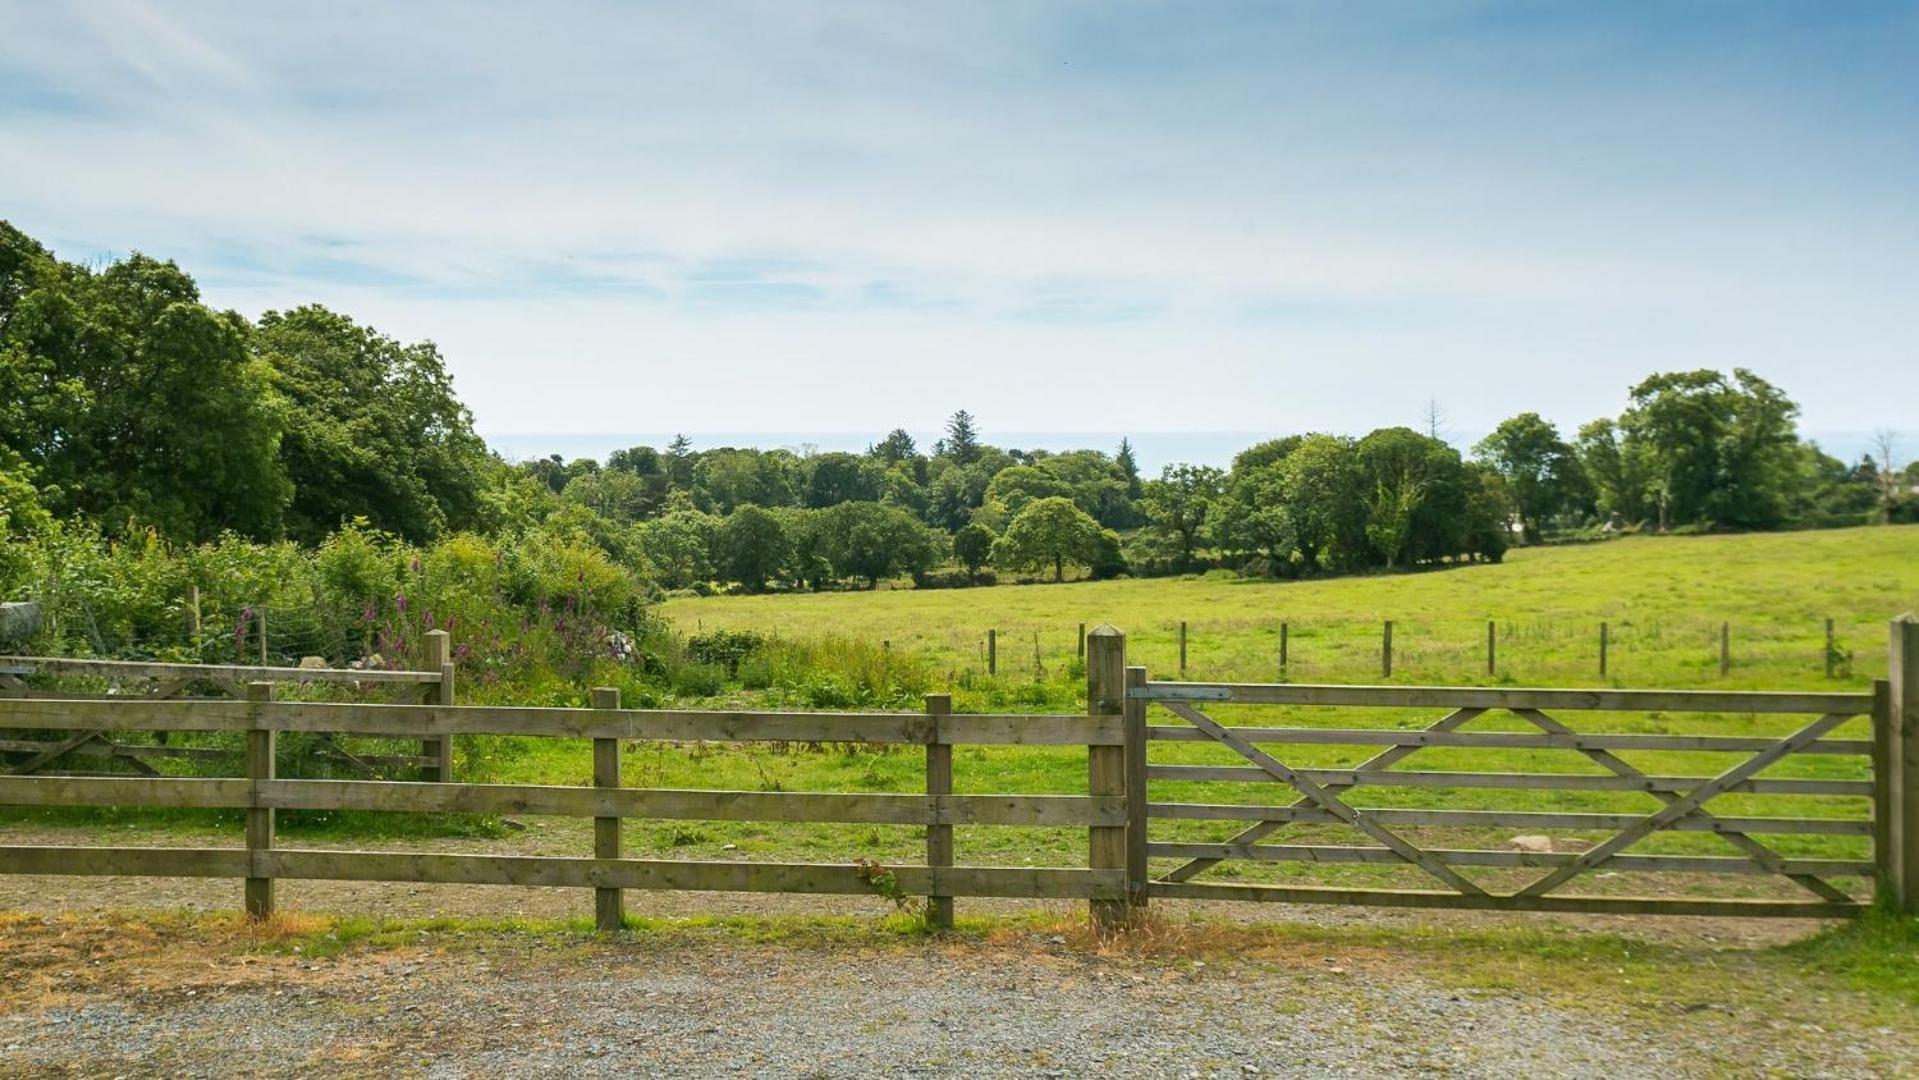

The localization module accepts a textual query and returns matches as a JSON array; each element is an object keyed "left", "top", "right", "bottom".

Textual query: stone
[
  {"left": 0, "top": 601, "right": 41, "bottom": 646},
  {"left": 1507, "top": 835, "right": 1554, "bottom": 854},
  {"left": 299, "top": 656, "right": 329, "bottom": 670}
]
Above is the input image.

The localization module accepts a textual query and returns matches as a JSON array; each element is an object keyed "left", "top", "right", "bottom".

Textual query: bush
[
  {"left": 669, "top": 661, "right": 727, "bottom": 698},
  {"left": 687, "top": 628, "right": 766, "bottom": 674}
]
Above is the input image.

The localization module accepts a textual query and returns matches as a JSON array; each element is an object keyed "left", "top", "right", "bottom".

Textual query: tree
[
  {"left": 802, "top": 451, "right": 883, "bottom": 508},
  {"left": 1140, "top": 464, "right": 1223, "bottom": 571},
  {"left": 1275, "top": 435, "right": 1366, "bottom": 572},
  {"left": 1871, "top": 429, "right": 1902, "bottom": 525},
  {"left": 819, "top": 501, "right": 942, "bottom": 587},
  {"left": 953, "top": 522, "right": 995, "bottom": 581},
  {"left": 939, "top": 410, "right": 981, "bottom": 464},
  {"left": 1575, "top": 418, "right": 1653, "bottom": 526},
  {"left": 1115, "top": 438, "right": 1143, "bottom": 499},
  {"left": 255, "top": 305, "right": 492, "bottom": 543},
  {"left": 871, "top": 428, "right": 918, "bottom": 466},
  {"left": 1617, "top": 369, "right": 1801, "bottom": 531},
  {"left": 1473, "top": 413, "right": 1589, "bottom": 543},
  {"left": 714, "top": 505, "right": 789, "bottom": 591},
  {"left": 985, "top": 465, "right": 1072, "bottom": 517},
  {"left": 664, "top": 434, "right": 696, "bottom": 489},
  {"left": 991, "top": 497, "right": 1103, "bottom": 582},
  {"left": 634, "top": 509, "right": 717, "bottom": 589}
]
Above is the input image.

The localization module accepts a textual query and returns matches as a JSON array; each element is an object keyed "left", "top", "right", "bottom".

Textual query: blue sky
[{"left": 2, "top": 1, "right": 1914, "bottom": 456}]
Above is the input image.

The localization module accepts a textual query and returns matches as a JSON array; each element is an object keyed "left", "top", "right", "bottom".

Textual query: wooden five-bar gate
[{"left": 0, "top": 618, "right": 1914, "bottom": 930}]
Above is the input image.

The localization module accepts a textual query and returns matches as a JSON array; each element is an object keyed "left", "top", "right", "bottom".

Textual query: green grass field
[{"left": 662, "top": 526, "right": 1919, "bottom": 691}]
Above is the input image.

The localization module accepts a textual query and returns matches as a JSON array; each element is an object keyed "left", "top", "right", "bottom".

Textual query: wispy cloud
[{"left": 2, "top": 1, "right": 1914, "bottom": 435}]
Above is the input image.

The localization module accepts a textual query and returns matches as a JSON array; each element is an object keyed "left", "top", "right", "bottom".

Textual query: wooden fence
[
  {"left": 0, "top": 617, "right": 1912, "bottom": 929},
  {"left": 0, "top": 630, "right": 457, "bottom": 780}
]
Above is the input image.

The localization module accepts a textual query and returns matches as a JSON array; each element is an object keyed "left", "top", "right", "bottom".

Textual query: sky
[{"left": 2, "top": 1, "right": 1915, "bottom": 465}]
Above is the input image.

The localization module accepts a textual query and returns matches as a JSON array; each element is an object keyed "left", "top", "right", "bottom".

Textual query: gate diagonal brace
[
  {"left": 1158, "top": 707, "right": 1485, "bottom": 884},
  {"left": 1515, "top": 712, "right": 1854, "bottom": 899},
  {"left": 1162, "top": 701, "right": 1488, "bottom": 897},
  {"left": 1509, "top": 708, "right": 1852, "bottom": 903}
]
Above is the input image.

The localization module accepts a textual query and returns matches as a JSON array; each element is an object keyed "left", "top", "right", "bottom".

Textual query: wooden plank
[
  {"left": 1159, "top": 707, "right": 1485, "bottom": 885},
  {"left": 246, "top": 781, "right": 1125, "bottom": 826},
  {"left": 1515, "top": 712, "right": 1853, "bottom": 898},
  {"left": 1123, "top": 666, "right": 1149, "bottom": 909},
  {"left": 1145, "top": 802, "right": 1870, "bottom": 835},
  {"left": 0, "top": 699, "right": 1123, "bottom": 745},
  {"left": 924, "top": 694, "right": 954, "bottom": 930},
  {"left": 0, "top": 655, "right": 440, "bottom": 684},
  {"left": 1144, "top": 880, "right": 1865, "bottom": 918},
  {"left": 1145, "top": 727, "right": 1871, "bottom": 755},
  {"left": 1895, "top": 615, "right": 1919, "bottom": 915},
  {"left": 0, "top": 845, "right": 1124, "bottom": 899},
  {"left": 0, "top": 846, "right": 249, "bottom": 877},
  {"left": 261, "top": 850, "right": 1125, "bottom": 899},
  {"left": 1142, "top": 842, "right": 1872, "bottom": 876},
  {"left": 0, "top": 776, "right": 253, "bottom": 808},
  {"left": 1087, "top": 627, "right": 1130, "bottom": 929},
  {"left": 244, "top": 682, "right": 274, "bottom": 919},
  {"left": 1144, "top": 765, "right": 1871, "bottom": 797},
  {"left": 1161, "top": 700, "right": 1487, "bottom": 896},
  {"left": 591, "top": 686, "right": 622, "bottom": 931},
  {"left": 1133, "top": 682, "right": 1872, "bottom": 715},
  {"left": 422, "top": 629, "right": 456, "bottom": 782},
  {"left": 1873, "top": 679, "right": 1901, "bottom": 906}
]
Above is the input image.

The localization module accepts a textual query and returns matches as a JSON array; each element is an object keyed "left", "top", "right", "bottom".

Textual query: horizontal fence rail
[
  {"left": 0, "top": 680, "right": 1126, "bottom": 930},
  {"left": 2, "top": 617, "right": 1914, "bottom": 929}
]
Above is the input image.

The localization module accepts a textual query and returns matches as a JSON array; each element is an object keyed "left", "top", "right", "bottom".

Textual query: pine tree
[{"left": 942, "top": 410, "right": 981, "bottom": 464}]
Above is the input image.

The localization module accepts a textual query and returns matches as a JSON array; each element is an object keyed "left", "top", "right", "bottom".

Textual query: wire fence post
[
  {"left": 1382, "top": 620, "right": 1393, "bottom": 679},
  {"left": 1600, "top": 622, "right": 1610, "bottom": 678},
  {"left": 1720, "top": 621, "right": 1731, "bottom": 677},
  {"left": 987, "top": 628, "right": 997, "bottom": 675},
  {"left": 1486, "top": 620, "right": 1496, "bottom": 677}
]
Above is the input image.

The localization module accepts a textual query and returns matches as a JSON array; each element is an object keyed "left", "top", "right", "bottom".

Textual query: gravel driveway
[{"left": 1, "top": 915, "right": 1906, "bottom": 1079}]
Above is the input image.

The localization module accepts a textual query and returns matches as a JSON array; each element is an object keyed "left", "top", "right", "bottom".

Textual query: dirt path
[{"left": 1, "top": 915, "right": 1906, "bottom": 1079}]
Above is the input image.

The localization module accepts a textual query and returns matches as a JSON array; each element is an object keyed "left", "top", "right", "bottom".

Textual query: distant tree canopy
[{"left": 1, "top": 221, "right": 1901, "bottom": 605}]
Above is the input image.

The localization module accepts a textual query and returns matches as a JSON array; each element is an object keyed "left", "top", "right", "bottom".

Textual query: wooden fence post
[
  {"left": 987, "top": 629, "right": 997, "bottom": 676},
  {"left": 1486, "top": 620, "right": 1496, "bottom": 677},
  {"left": 924, "top": 693, "right": 954, "bottom": 930},
  {"left": 591, "top": 686, "right": 623, "bottom": 931},
  {"left": 1179, "top": 621, "right": 1188, "bottom": 674},
  {"left": 1086, "top": 626, "right": 1128, "bottom": 932},
  {"left": 1826, "top": 618, "right": 1837, "bottom": 679},
  {"left": 1720, "top": 621, "right": 1730, "bottom": 677},
  {"left": 1123, "top": 665, "right": 1148, "bottom": 913},
  {"left": 1382, "top": 620, "right": 1393, "bottom": 679},
  {"left": 1873, "top": 679, "right": 1901, "bottom": 909},
  {"left": 1077, "top": 623, "right": 1086, "bottom": 660},
  {"left": 244, "top": 681, "right": 275, "bottom": 920},
  {"left": 258, "top": 607, "right": 269, "bottom": 666},
  {"left": 1893, "top": 615, "right": 1919, "bottom": 914},
  {"left": 1279, "top": 622, "right": 1289, "bottom": 673},
  {"left": 422, "top": 629, "right": 456, "bottom": 782},
  {"left": 187, "top": 584, "right": 201, "bottom": 641},
  {"left": 1600, "top": 622, "right": 1610, "bottom": 678}
]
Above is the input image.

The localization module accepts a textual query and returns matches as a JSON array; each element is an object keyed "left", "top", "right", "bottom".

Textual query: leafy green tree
[
  {"left": 694, "top": 448, "right": 797, "bottom": 513},
  {"left": 715, "top": 505, "right": 789, "bottom": 591},
  {"left": 255, "top": 305, "right": 492, "bottom": 543},
  {"left": 1575, "top": 418, "right": 1653, "bottom": 526},
  {"left": 985, "top": 465, "right": 1073, "bottom": 517},
  {"left": 1140, "top": 464, "right": 1223, "bottom": 571},
  {"left": 870, "top": 428, "right": 919, "bottom": 467},
  {"left": 1472, "top": 413, "right": 1589, "bottom": 542},
  {"left": 775, "top": 507, "right": 832, "bottom": 589},
  {"left": 1619, "top": 369, "right": 1801, "bottom": 530},
  {"left": 1275, "top": 435, "right": 1366, "bottom": 572},
  {"left": 991, "top": 496, "right": 1104, "bottom": 582},
  {"left": 802, "top": 451, "right": 884, "bottom": 507},
  {"left": 635, "top": 509, "right": 717, "bottom": 589},
  {"left": 0, "top": 449, "right": 49, "bottom": 596},
  {"left": 819, "top": 501, "right": 942, "bottom": 587},
  {"left": 952, "top": 522, "right": 995, "bottom": 581}
]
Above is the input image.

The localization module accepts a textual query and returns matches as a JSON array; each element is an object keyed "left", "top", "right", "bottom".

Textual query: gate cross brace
[
  {"left": 1510, "top": 708, "right": 1852, "bottom": 903},
  {"left": 1514, "top": 712, "right": 1854, "bottom": 898},
  {"left": 1158, "top": 707, "right": 1485, "bottom": 884},
  {"left": 1163, "top": 701, "right": 1489, "bottom": 896}
]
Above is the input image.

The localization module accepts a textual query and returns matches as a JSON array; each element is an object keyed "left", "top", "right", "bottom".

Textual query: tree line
[{"left": 3, "top": 220, "right": 1913, "bottom": 604}]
